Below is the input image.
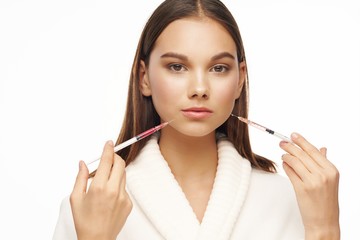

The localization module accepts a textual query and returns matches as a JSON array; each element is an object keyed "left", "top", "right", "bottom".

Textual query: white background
[{"left": 1, "top": 0, "right": 359, "bottom": 239}]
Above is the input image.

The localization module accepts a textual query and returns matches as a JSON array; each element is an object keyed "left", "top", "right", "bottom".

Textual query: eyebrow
[
  {"left": 160, "top": 52, "right": 188, "bottom": 61},
  {"left": 160, "top": 51, "right": 235, "bottom": 61},
  {"left": 211, "top": 52, "right": 235, "bottom": 61}
]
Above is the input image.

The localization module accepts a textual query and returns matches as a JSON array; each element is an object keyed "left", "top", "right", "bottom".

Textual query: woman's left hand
[{"left": 280, "top": 132, "right": 340, "bottom": 240}]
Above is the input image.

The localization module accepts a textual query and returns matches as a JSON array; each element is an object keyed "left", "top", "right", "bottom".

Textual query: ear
[
  {"left": 139, "top": 60, "right": 152, "bottom": 96},
  {"left": 235, "top": 61, "right": 246, "bottom": 98}
]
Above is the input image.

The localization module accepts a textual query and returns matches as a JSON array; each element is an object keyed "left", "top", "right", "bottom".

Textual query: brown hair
[{"left": 91, "top": 0, "right": 276, "bottom": 177}]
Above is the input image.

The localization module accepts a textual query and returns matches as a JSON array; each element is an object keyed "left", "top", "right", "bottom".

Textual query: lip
[{"left": 181, "top": 107, "right": 213, "bottom": 120}]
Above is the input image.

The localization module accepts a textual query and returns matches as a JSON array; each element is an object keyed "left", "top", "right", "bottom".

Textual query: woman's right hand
[{"left": 70, "top": 140, "right": 132, "bottom": 240}]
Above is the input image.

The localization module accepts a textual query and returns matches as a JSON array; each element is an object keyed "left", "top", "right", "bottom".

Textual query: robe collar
[{"left": 126, "top": 134, "right": 252, "bottom": 240}]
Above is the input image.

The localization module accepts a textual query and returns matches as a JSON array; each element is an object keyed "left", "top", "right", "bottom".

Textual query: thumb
[{"left": 72, "top": 161, "right": 89, "bottom": 196}]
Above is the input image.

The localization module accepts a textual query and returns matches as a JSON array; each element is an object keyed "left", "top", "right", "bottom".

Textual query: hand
[
  {"left": 70, "top": 140, "right": 132, "bottom": 240},
  {"left": 280, "top": 133, "right": 340, "bottom": 240}
]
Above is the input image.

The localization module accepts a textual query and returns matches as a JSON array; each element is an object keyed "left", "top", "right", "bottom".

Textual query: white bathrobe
[{"left": 53, "top": 135, "right": 304, "bottom": 240}]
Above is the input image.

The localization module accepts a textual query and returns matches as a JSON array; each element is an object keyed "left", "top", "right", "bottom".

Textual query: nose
[{"left": 188, "top": 72, "right": 209, "bottom": 100}]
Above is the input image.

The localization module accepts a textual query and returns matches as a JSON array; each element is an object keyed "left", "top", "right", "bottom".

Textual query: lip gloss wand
[{"left": 230, "top": 114, "right": 293, "bottom": 143}]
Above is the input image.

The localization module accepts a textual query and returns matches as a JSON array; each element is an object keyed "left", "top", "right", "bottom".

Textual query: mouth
[{"left": 181, "top": 107, "right": 213, "bottom": 119}]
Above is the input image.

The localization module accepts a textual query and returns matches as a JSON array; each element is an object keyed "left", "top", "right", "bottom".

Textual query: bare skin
[
  {"left": 159, "top": 126, "right": 218, "bottom": 222},
  {"left": 69, "top": 17, "right": 340, "bottom": 240},
  {"left": 70, "top": 141, "right": 132, "bottom": 240},
  {"left": 281, "top": 133, "right": 340, "bottom": 239}
]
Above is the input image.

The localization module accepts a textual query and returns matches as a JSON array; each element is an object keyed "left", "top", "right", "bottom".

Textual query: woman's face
[{"left": 140, "top": 17, "right": 245, "bottom": 137}]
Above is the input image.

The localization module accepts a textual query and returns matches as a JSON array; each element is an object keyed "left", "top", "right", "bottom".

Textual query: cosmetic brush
[{"left": 231, "top": 114, "right": 293, "bottom": 143}]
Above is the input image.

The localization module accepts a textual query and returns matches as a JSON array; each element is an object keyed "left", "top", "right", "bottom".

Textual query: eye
[
  {"left": 211, "top": 65, "right": 228, "bottom": 73},
  {"left": 169, "top": 64, "right": 186, "bottom": 72}
]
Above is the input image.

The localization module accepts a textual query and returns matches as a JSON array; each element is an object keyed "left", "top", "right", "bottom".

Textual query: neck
[{"left": 158, "top": 126, "right": 218, "bottom": 182}]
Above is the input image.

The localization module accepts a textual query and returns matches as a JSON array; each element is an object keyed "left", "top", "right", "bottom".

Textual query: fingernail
[
  {"left": 291, "top": 133, "right": 299, "bottom": 139},
  {"left": 279, "top": 141, "right": 288, "bottom": 146},
  {"left": 107, "top": 140, "right": 114, "bottom": 147},
  {"left": 79, "top": 160, "right": 83, "bottom": 170}
]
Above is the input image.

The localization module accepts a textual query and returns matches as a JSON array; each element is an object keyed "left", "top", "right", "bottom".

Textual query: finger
[
  {"left": 108, "top": 154, "right": 126, "bottom": 189},
  {"left": 319, "top": 147, "right": 339, "bottom": 177},
  {"left": 290, "top": 132, "right": 328, "bottom": 168},
  {"left": 320, "top": 147, "right": 327, "bottom": 157},
  {"left": 282, "top": 162, "right": 302, "bottom": 189},
  {"left": 280, "top": 140, "right": 321, "bottom": 173},
  {"left": 281, "top": 153, "right": 310, "bottom": 182},
  {"left": 93, "top": 140, "right": 115, "bottom": 184},
  {"left": 118, "top": 171, "right": 127, "bottom": 200},
  {"left": 120, "top": 171, "right": 127, "bottom": 193},
  {"left": 72, "top": 161, "right": 89, "bottom": 197}
]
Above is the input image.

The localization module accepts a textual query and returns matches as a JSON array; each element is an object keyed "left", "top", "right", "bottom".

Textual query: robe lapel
[
  {"left": 197, "top": 138, "right": 251, "bottom": 240},
  {"left": 126, "top": 135, "right": 251, "bottom": 240},
  {"left": 126, "top": 136, "right": 200, "bottom": 240}
]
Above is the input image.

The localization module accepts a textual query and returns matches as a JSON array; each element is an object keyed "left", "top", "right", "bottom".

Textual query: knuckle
[
  {"left": 106, "top": 189, "right": 119, "bottom": 198},
  {"left": 313, "top": 171, "right": 330, "bottom": 186},
  {"left": 304, "top": 175, "right": 325, "bottom": 192},
  {"left": 286, "top": 157, "right": 300, "bottom": 169},
  {"left": 120, "top": 158, "right": 126, "bottom": 168},
  {"left": 101, "top": 154, "right": 112, "bottom": 164},
  {"left": 119, "top": 193, "right": 132, "bottom": 208},
  {"left": 319, "top": 172, "right": 329, "bottom": 185},
  {"left": 118, "top": 193, "right": 127, "bottom": 203},
  {"left": 91, "top": 184, "right": 105, "bottom": 194},
  {"left": 304, "top": 181, "right": 320, "bottom": 192},
  {"left": 127, "top": 200, "right": 133, "bottom": 212},
  {"left": 327, "top": 166, "right": 340, "bottom": 180},
  {"left": 334, "top": 168, "right": 340, "bottom": 179},
  {"left": 306, "top": 172, "right": 332, "bottom": 191},
  {"left": 124, "top": 198, "right": 133, "bottom": 212},
  {"left": 69, "top": 193, "right": 77, "bottom": 204},
  {"left": 101, "top": 149, "right": 114, "bottom": 163},
  {"left": 297, "top": 151, "right": 308, "bottom": 161},
  {"left": 281, "top": 154, "right": 289, "bottom": 160},
  {"left": 116, "top": 155, "right": 126, "bottom": 167},
  {"left": 308, "top": 147, "right": 319, "bottom": 157},
  {"left": 282, "top": 154, "right": 293, "bottom": 164}
]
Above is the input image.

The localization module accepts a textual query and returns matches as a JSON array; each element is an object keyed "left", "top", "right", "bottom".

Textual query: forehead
[{"left": 152, "top": 17, "right": 237, "bottom": 58}]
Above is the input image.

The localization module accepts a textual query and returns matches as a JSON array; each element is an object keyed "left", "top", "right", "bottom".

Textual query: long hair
[{"left": 113, "top": 0, "right": 276, "bottom": 173}]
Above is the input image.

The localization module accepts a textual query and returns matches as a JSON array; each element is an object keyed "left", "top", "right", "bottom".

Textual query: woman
[{"left": 53, "top": 0, "right": 340, "bottom": 239}]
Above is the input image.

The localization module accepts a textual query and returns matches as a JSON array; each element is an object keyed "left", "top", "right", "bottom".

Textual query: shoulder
[
  {"left": 247, "top": 168, "right": 299, "bottom": 211},
  {"left": 249, "top": 169, "right": 295, "bottom": 198},
  {"left": 232, "top": 169, "right": 304, "bottom": 239},
  {"left": 251, "top": 168, "right": 292, "bottom": 188}
]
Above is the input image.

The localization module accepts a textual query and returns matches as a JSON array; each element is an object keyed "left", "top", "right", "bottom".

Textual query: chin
[{"left": 170, "top": 121, "right": 218, "bottom": 138}]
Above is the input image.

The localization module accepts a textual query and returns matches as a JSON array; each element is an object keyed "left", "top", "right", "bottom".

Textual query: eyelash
[
  {"left": 210, "top": 65, "right": 229, "bottom": 73},
  {"left": 167, "top": 64, "right": 229, "bottom": 73},
  {"left": 168, "top": 63, "right": 186, "bottom": 72}
]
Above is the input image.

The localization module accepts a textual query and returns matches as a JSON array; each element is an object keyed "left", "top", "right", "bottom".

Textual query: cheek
[
  {"left": 150, "top": 76, "right": 183, "bottom": 103},
  {"left": 148, "top": 71, "right": 185, "bottom": 119},
  {"left": 213, "top": 78, "right": 240, "bottom": 107}
]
